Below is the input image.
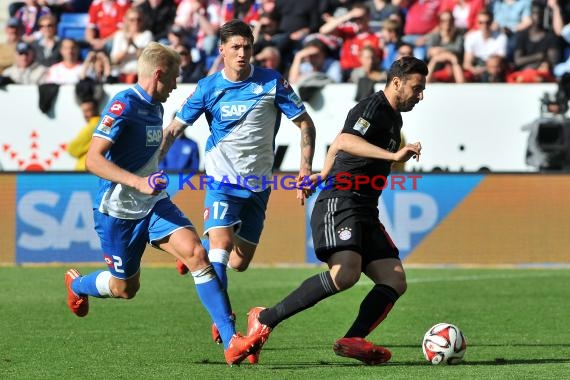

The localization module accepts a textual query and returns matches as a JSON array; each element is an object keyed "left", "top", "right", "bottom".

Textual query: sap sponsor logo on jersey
[
  {"left": 146, "top": 125, "right": 162, "bottom": 146},
  {"left": 97, "top": 115, "right": 115, "bottom": 134},
  {"left": 220, "top": 100, "right": 255, "bottom": 120},
  {"left": 109, "top": 100, "right": 126, "bottom": 116}
]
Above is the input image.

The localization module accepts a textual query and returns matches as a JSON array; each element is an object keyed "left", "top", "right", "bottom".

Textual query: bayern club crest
[{"left": 338, "top": 227, "right": 352, "bottom": 241}]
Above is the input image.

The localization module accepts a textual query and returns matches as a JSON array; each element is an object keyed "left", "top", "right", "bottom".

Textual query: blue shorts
[
  {"left": 203, "top": 183, "right": 270, "bottom": 245},
  {"left": 93, "top": 197, "right": 193, "bottom": 279}
]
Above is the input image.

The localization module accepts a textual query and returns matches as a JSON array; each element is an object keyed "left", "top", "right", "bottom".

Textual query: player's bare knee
[
  {"left": 333, "top": 271, "right": 360, "bottom": 290},
  {"left": 395, "top": 279, "right": 407, "bottom": 296},
  {"left": 193, "top": 244, "right": 208, "bottom": 260},
  {"left": 387, "top": 276, "right": 407, "bottom": 296},
  {"left": 231, "top": 262, "right": 249, "bottom": 272}
]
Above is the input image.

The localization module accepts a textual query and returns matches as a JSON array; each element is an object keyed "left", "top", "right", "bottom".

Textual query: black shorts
[{"left": 310, "top": 196, "right": 400, "bottom": 269}]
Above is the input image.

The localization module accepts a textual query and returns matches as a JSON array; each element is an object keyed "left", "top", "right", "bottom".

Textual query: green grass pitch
[{"left": 1, "top": 266, "right": 569, "bottom": 379}]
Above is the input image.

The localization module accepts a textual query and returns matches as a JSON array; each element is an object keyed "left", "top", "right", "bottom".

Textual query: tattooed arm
[{"left": 292, "top": 112, "right": 316, "bottom": 205}]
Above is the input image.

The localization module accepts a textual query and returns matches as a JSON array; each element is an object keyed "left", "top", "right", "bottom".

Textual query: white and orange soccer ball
[{"left": 422, "top": 323, "right": 467, "bottom": 365}]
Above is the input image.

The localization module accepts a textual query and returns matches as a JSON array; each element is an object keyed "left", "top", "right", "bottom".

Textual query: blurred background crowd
[{"left": 1, "top": 0, "right": 569, "bottom": 88}]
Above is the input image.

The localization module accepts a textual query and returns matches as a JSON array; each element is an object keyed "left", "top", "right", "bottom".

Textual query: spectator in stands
[
  {"left": 548, "top": 0, "right": 570, "bottom": 38},
  {"left": 491, "top": 0, "right": 532, "bottom": 60},
  {"left": 478, "top": 53, "right": 508, "bottom": 82},
  {"left": 221, "top": 0, "right": 262, "bottom": 26},
  {"left": 86, "top": 0, "right": 131, "bottom": 52},
  {"left": 252, "top": 10, "right": 280, "bottom": 54},
  {"left": 550, "top": 0, "right": 570, "bottom": 77},
  {"left": 31, "top": 14, "right": 61, "bottom": 67},
  {"left": 175, "top": 44, "right": 206, "bottom": 83},
  {"left": 44, "top": 38, "right": 82, "bottom": 84},
  {"left": 80, "top": 49, "right": 113, "bottom": 83},
  {"left": 67, "top": 98, "right": 100, "bottom": 171},
  {"left": 0, "top": 18, "right": 24, "bottom": 74},
  {"left": 254, "top": 45, "right": 283, "bottom": 72},
  {"left": 427, "top": 50, "right": 466, "bottom": 82},
  {"left": 270, "top": 0, "right": 322, "bottom": 65},
  {"left": 165, "top": 24, "right": 187, "bottom": 50},
  {"left": 14, "top": 0, "right": 52, "bottom": 43},
  {"left": 288, "top": 37, "right": 342, "bottom": 85},
  {"left": 260, "top": 0, "right": 275, "bottom": 14},
  {"left": 174, "top": 0, "right": 222, "bottom": 58},
  {"left": 491, "top": 0, "right": 532, "bottom": 35},
  {"left": 136, "top": 0, "right": 177, "bottom": 42},
  {"left": 439, "top": 0, "right": 486, "bottom": 33},
  {"left": 426, "top": 11, "right": 464, "bottom": 59},
  {"left": 396, "top": 42, "right": 414, "bottom": 58},
  {"left": 512, "top": 3, "right": 560, "bottom": 73},
  {"left": 110, "top": 7, "right": 153, "bottom": 83},
  {"left": 463, "top": 9, "right": 508, "bottom": 80},
  {"left": 320, "top": 0, "right": 361, "bottom": 18},
  {"left": 349, "top": 46, "right": 382, "bottom": 83},
  {"left": 1, "top": 41, "right": 47, "bottom": 84},
  {"left": 507, "top": 60, "right": 556, "bottom": 83},
  {"left": 357, "top": 41, "right": 412, "bottom": 86},
  {"left": 366, "top": 0, "right": 404, "bottom": 32},
  {"left": 319, "top": 3, "right": 382, "bottom": 82},
  {"left": 379, "top": 18, "right": 402, "bottom": 71},
  {"left": 425, "top": 11, "right": 467, "bottom": 82},
  {"left": 351, "top": 45, "right": 383, "bottom": 101},
  {"left": 400, "top": 0, "right": 444, "bottom": 61}
]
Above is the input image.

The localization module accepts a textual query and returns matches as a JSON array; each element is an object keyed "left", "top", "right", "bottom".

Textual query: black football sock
[
  {"left": 344, "top": 284, "right": 400, "bottom": 338},
  {"left": 259, "top": 271, "right": 338, "bottom": 328}
]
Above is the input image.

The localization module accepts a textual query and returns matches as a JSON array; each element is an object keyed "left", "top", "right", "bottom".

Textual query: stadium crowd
[
  {"left": 1, "top": 0, "right": 569, "bottom": 86},
  {"left": 1, "top": 1, "right": 566, "bottom": 171},
  {"left": 0, "top": 0, "right": 570, "bottom": 88}
]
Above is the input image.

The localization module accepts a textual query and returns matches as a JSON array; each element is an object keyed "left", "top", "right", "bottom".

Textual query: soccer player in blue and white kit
[
  {"left": 63, "top": 42, "right": 262, "bottom": 366},
  {"left": 163, "top": 20, "right": 317, "bottom": 362}
]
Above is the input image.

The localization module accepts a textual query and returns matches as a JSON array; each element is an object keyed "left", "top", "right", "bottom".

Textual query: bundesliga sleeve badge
[
  {"left": 353, "top": 117, "right": 370, "bottom": 135},
  {"left": 96, "top": 115, "right": 115, "bottom": 134}
]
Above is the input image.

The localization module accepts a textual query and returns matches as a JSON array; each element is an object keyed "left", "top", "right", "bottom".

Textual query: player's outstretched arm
[
  {"left": 86, "top": 137, "right": 162, "bottom": 195},
  {"left": 293, "top": 112, "right": 316, "bottom": 205},
  {"left": 159, "top": 118, "right": 187, "bottom": 162},
  {"left": 393, "top": 142, "right": 422, "bottom": 163}
]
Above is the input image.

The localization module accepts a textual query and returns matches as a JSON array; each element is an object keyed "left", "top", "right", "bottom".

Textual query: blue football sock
[
  {"left": 208, "top": 248, "right": 229, "bottom": 290},
  {"left": 71, "top": 270, "right": 113, "bottom": 297},
  {"left": 201, "top": 238, "right": 210, "bottom": 252},
  {"left": 192, "top": 265, "right": 235, "bottom": 349}
]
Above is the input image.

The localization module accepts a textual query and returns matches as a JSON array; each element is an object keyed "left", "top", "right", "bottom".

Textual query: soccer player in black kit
[{"left": 245, "top": 56, "right": 428, "bottom": 365}]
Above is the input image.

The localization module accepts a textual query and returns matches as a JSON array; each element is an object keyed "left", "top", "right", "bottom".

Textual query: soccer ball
[{"left": 422, "top": 323, "right": 467, "bottom": 365}]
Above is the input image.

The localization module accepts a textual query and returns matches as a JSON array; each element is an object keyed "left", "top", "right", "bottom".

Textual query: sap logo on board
[
  {"left": 220, "top": 101, "right": 255, "bottom": 120},
  {"left": 378, "top": 193, "right": 438, "bottom": 251},
  {"left": 17, "top": 190, "right": 100, "bottom": 250},
  {"left": 146, "top": 125, "right": 162, "bottom": 146}
]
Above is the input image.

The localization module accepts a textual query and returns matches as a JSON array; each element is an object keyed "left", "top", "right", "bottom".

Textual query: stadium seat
[{"left": 57, "top": 13, "right": 89, "bottom": 42}]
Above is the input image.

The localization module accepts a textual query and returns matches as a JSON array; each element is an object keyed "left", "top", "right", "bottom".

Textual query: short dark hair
[
  {"left": 386, "top": 56, "right": 428, "bottom": 83},
  {"left": 219, "top": 19, "right": 254, "bottom": 45}
]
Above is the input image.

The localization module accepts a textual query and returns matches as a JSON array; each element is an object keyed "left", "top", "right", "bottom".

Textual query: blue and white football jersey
[
  {"left": 176, "top": 65, "right": 306, "bottom": 191},
  {"left": 92, "top": 84, "right": 167, "bottom": 219}
]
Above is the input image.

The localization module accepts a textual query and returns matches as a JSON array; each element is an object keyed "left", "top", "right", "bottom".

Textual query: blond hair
[{"left": 137, "top": 42, "right": 181, "bottom": 78}]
